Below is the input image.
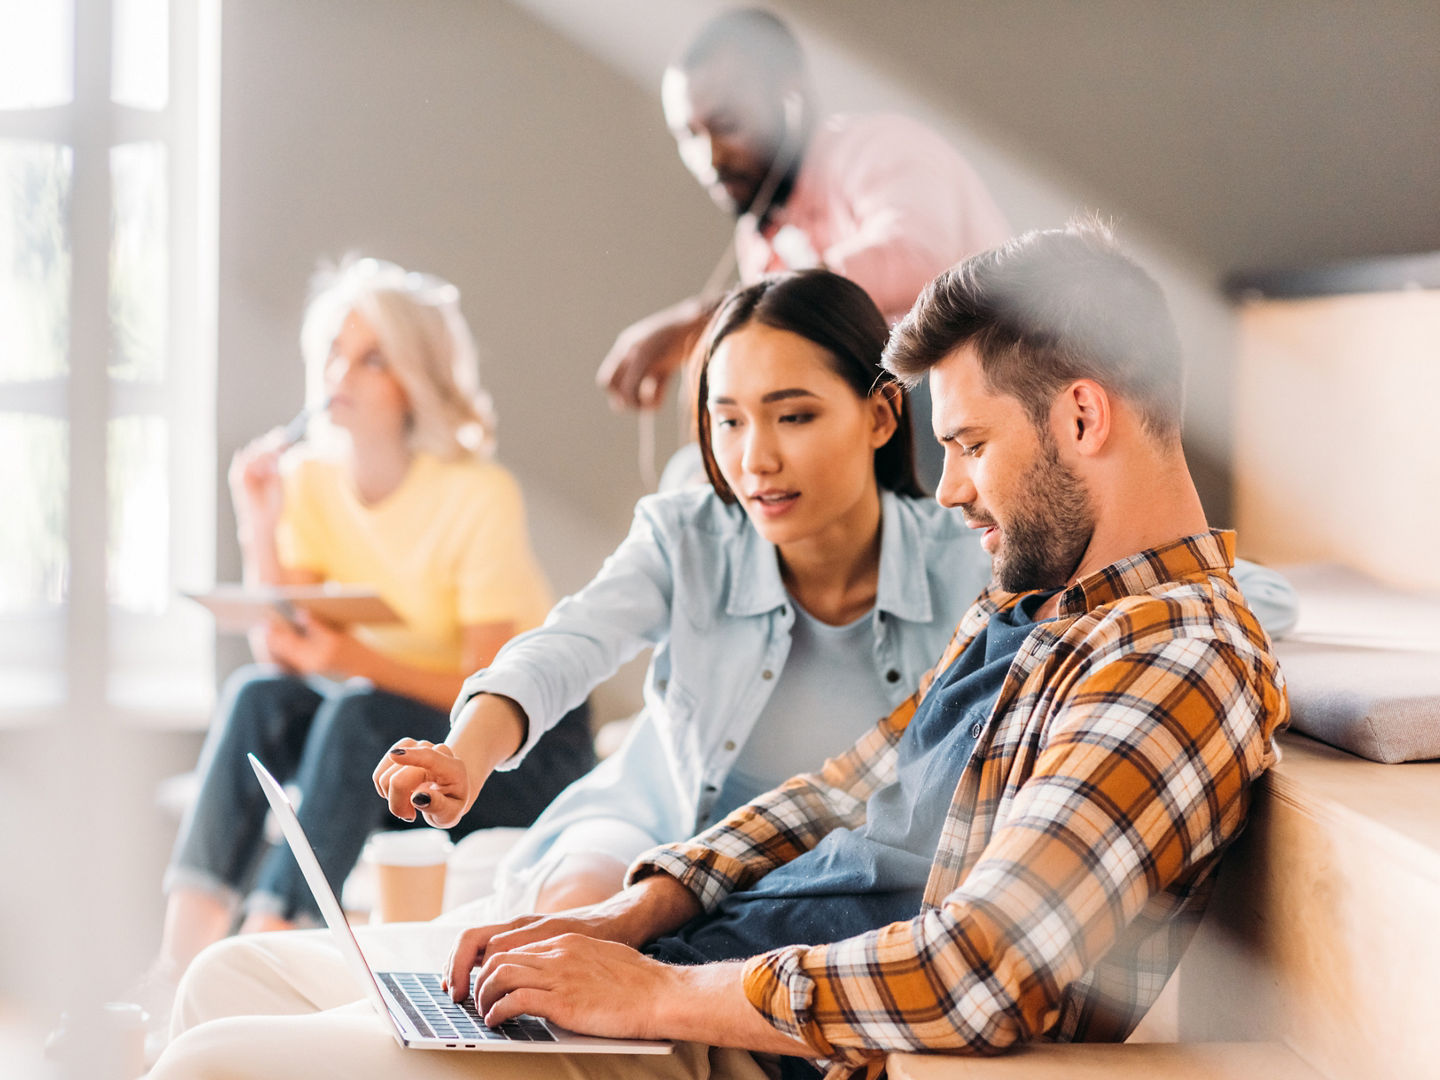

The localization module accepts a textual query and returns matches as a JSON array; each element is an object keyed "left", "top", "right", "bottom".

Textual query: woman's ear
[{"left": 869, "top": 383, "right": 902, "bottom": 448}]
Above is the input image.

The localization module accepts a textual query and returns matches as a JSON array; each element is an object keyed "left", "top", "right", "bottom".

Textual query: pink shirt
[{"left": 735, "top": 113, "right": 1010, "bottom": 323}]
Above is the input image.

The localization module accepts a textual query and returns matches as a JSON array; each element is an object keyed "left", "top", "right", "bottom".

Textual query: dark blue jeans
[{"left": 166, "top": 664, "right": 595, "bottom": 923}]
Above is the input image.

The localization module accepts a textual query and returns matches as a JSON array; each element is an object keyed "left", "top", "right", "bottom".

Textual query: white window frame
[{"left": 0, "top": 0, "right": 219, "bottom": 727}]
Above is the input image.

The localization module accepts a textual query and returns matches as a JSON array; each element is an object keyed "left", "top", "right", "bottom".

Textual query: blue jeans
[{"left": 166, "top": 665, "right": 595, "bottom": 923}]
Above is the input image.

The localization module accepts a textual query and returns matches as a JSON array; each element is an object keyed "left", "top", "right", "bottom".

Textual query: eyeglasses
[{"left": 350, "top": 257, "right": 460, "bottom": 307}]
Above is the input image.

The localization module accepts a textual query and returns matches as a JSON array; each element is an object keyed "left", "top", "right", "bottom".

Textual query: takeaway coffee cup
[
  {"left": 364, "top": 829, "right": 454, "bottom": 923},
  {"left": 45, "top": 1001, "right": 148, "bottom": 1080}
]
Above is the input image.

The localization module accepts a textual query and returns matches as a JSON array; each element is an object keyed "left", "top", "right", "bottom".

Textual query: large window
[{"left": 0, "top": 0, "right": 218, "bottom": 722}]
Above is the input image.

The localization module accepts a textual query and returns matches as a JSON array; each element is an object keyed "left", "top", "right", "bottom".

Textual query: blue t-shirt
[{"left": 648, "top": 592, "right": 1053, "bottom": 968}]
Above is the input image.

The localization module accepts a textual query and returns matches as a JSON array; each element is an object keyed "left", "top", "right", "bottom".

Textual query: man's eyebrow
[
  {"left": 709, "top": 388, "right": 822, "bottom": 406},
  {"left": 936, "top": 423, "right": 985, "bottom": 444}
]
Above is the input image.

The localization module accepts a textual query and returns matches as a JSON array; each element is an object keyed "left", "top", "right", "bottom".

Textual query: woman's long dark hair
[{"left": 696, "top": 270, "right": 925, "bottom": 502}]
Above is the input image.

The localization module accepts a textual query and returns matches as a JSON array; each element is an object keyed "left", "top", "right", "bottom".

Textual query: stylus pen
[{"left": 278, "top": 396, "right": 330, "bottom": 449}]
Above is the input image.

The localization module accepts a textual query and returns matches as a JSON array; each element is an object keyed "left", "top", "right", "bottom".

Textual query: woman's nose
[{"left": 741, "top": 427, "right": 780, "bottom": 474}]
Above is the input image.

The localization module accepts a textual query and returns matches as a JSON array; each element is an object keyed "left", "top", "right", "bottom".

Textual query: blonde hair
[{"left": 299, "top": 256, "right": 496, "bottom": 458}]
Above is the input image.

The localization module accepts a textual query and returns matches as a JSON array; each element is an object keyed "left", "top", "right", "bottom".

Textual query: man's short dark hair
[
  {"left": 884, "top": 221, "right": 1185, "bottom": 443},
  {"left": 678, "top": 7, "right": 804, "bottom": 86}
]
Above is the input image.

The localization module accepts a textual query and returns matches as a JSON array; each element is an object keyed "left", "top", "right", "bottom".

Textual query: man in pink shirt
[{"left": 597, "top": 7, "right": 1009, "bottom": 482}]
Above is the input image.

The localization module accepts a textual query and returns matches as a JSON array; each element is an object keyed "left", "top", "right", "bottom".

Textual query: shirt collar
[
  {"left": 724, "top": 515, "right": 790, "bottom": 618},
  {"left": 723, "top": 490, "right": 935, "bottom": 622},
  {"left": 758, "top": 119, "right": 831, "bottom": 236},
  {"left": 875, "top": 491, "right": 934, "bottom": 624},
  {"left": 1055, "top": 529, "right": 1237, "bottom": 618}
]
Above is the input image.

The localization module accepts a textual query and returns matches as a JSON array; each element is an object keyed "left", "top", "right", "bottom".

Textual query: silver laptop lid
[{"left": 246, "top": 753, "right": 403, "bottom": 1034}]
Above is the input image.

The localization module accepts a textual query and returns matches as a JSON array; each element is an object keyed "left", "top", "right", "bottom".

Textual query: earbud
[{"left": 781, "top": 91, "right": 803, "bottom": 141}]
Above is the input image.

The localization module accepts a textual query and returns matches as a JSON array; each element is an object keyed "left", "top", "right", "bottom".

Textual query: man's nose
[
  {"left": 707, "top": 135, "right": 738, "bottom": 174},
  {"left": 935, "top": 457, "right": 975, "bottom": 509}
]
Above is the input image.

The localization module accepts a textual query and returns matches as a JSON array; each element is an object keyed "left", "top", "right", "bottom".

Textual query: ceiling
[{"left": 780, "top": 0, "right": 1440, "bottom": 279}]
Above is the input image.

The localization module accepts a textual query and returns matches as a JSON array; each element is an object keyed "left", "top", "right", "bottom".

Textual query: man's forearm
[
  {"left": 610, "top": 882, "right": 816, "bottom": 1053},
  {"left": 657, "top": 962, "right": 815, "bottom": 1057},
  {"left": 603, "top": 873, "right": 706, "bottom": 948}
]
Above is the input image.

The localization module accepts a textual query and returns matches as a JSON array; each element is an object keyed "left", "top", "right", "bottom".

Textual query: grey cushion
[
  {"left": 1274, "top": 640, "right": 1440, "bottom": 763},
  {"left": 1272, "top": 564, "right": 1440, "bottom": 763}
]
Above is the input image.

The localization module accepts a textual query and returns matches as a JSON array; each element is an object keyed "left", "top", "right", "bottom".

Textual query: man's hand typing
[{"left": 451, "top": 875, "right": 816, "bottom": 1057}]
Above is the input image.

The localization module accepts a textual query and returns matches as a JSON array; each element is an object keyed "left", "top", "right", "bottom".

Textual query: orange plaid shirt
[{"left": 632, "top": 530, "right": 1289, "bottom": 1077}]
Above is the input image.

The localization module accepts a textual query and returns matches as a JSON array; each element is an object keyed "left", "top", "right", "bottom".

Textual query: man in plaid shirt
[{"left": 160, "top": 223, "right": 1289, "bottom": 1080}]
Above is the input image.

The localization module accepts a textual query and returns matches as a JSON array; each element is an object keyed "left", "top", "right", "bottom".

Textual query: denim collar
[{"left": 723, "top": 490, "right": 936, "bottom": 624}]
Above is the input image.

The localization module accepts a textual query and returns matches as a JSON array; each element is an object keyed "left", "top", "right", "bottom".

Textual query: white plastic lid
[{"left": 363, "top": 829, "right": 454, "bottom": 867}]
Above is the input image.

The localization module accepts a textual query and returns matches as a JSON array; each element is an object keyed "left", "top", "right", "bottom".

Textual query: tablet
[{"left": 184, "top": 584, "right": 402, "bottom": 631}]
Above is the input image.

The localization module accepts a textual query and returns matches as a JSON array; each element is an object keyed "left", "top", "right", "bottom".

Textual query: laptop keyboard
[{"left": 379, "top": 972, "right": 557, "bottom": 1043}]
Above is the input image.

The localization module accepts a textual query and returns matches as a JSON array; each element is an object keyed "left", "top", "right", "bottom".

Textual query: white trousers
[{"left": 147, "top": 904, "right": 776, "bottom": 1080}]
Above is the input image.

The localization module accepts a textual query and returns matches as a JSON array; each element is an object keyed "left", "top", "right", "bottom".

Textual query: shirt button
[
  {"left": 656, "top": 678, "right": 668, "bottom": 693},
  {"left": 724, "top": 740, "right": 736, "bottom": 752},
  {"left": 761, "top": 669, "right": 774, "bottom": 680},
  {"left": 885, "top": 669, "right": 901, "bottom": 683},
  {"left": 969, "top": 722, "right": 984, "bottom": 739}
]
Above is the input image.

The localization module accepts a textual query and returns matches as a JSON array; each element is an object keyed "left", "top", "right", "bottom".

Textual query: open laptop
[{"left": 248, "top": 753, "right": 673, "bottom": 1055}]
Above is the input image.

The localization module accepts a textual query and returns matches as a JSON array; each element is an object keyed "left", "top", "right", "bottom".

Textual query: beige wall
[
  {"left": 508, "top": 0, "right": 1242, "bottom": 525},
  {"left": 1235, "top": 291, "right": 1440, "bottom": 591},
  {"left": 215, "top": 0, "right": 727, "bottom": 592},
  {"left": 213, "top": 0, "right": 737, "bottom": 713}
]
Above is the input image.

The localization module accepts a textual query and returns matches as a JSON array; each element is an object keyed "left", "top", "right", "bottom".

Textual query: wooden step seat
[
  {"left": 889, "top": 1041, "right": 1322, "bottom": 1079},
  {"left": 888, "top": 732, "right": 1440, "bottom": 1080}
]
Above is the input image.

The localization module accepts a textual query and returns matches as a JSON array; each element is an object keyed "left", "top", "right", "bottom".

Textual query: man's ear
[
  {"left": 1060, "top": 379, "right": 1112, "bottom": 457},
  {"left": 869, "top": 384, "right": 901, "bottom": 448}
]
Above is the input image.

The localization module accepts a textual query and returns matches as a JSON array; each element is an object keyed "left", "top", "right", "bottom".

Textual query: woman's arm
[
  {"left": 376, "top": 496, "right": 684, "bottom": 826},
  {"left": 230, "top": 432, "right": 321, "bottom": 661},
  {"left": 230, "top": 430, "right": 315, "bottom": 589},
  {"left": 451, "top": 497, "right": 681, "bottom": 766}
]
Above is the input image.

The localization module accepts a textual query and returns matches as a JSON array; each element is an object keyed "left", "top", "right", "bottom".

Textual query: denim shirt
[{"left": 453, "top": 487, "right": 1298, "bottom": 871}]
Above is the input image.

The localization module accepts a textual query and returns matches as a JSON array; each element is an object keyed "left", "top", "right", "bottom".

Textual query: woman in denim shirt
[{"left": 374, "top": 270, "right": 1298, "bottom": 916}]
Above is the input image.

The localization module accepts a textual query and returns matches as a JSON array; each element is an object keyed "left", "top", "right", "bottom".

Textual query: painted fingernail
[
  {"left": 390, "top": 748, "right": 406, "bottom": 756},
  {"left": 411, "top": 792, "right": 431, "bottom": 807}
]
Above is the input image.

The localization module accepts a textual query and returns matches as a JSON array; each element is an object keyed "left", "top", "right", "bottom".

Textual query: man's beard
[
  {"left": 974, "top": 435, "right": 1095, "bottom": 594},
  {"left": 732, "top": 152, "right": 800, "bottom": 222}
]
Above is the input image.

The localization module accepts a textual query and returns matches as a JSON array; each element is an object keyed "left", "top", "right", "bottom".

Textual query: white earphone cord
[{"left": 638, "top": 95, "right": 806, "bottom": 488}]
